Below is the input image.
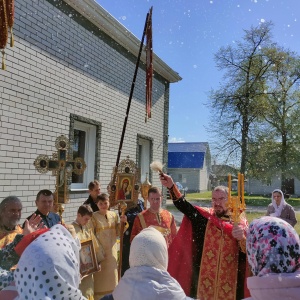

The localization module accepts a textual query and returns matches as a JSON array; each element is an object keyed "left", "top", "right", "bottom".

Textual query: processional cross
[{"left": 33, "top": 135, "right": 86, "bottom": 204}]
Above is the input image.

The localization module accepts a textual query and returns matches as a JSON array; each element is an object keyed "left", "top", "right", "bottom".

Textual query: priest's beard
[{"left": 214, "top": 208, "right": 228, "bottom": 218}]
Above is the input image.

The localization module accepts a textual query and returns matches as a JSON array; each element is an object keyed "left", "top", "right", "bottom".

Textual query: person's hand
[
  {"left": 120, "top": 215, "right": 127, "bottom": 223},
  {"left": 23, "top": 214, "right": 46, "bottom": 235},
  {"left": 97, "top": 264, "right": 101, "bottom": 272},
  {"left": 159, "top": 173, "right": 174, "bottom": 189},
  {"left": 232, "top": 224, "right": 246, "bottom": 241},
  {"left": 81, "top": 273, "right": 89, "bottom": 280}
]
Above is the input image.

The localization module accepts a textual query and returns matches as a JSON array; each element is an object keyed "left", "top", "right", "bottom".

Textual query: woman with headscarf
[
  {"left": 11, "top": 224, "right": 86, "bottom": 300},
  {"left": 266, "top": 189, "right": 297, "bottom": 227},
  {"left": 103, "top": 226, "right": 192, "bottom": 300},
  {"left": 244, "top": 216, "right": 300, "bottom": 300}
]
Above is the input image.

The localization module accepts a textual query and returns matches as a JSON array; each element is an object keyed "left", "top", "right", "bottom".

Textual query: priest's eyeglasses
[{"left": 212, "top": 197, "right": 227, "bottom": 203}]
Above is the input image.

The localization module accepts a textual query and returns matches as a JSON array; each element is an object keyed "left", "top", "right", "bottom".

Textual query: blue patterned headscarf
[{"left": 246, "top": 216, "right": 300, "bottom": 276}]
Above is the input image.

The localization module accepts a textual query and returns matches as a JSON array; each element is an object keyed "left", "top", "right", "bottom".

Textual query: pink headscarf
[{"left": 246, "top": 216, "right": 300, "bottom": 277}]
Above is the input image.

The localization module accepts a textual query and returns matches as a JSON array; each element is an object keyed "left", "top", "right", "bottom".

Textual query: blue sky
[{"left": 97, "top": 0, "right": 300, "bottom": 144}]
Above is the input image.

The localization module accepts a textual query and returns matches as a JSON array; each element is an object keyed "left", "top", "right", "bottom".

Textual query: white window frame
[
  {"left": 71, "top": 120, "right": 96, "bottom": 191},
  {"left": 138, "top": 138, "right": 151, "bottom": 182}
]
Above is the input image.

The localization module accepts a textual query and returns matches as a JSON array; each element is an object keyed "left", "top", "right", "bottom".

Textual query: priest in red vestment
[
  {"left": 160, "top": 174, "right": 249, "bottom": 300},
  {"left": 130, "top": 186, "right": 177, "bottom": 247}
]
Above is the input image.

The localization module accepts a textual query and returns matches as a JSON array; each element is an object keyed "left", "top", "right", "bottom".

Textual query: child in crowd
[{"left": 73, "top": 204, "right": 105, "bottom": 300}]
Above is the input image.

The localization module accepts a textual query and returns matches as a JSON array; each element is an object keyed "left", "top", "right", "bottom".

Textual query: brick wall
[{"left": 0, "top": 0, "right": 170, "bottom": 222}]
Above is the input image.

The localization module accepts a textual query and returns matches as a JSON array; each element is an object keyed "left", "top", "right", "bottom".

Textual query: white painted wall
[{"left": 0, "top": 0, "right": 176, "bottom": 222}]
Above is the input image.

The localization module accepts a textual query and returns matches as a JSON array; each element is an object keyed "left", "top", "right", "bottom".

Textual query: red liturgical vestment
[{"left": 130, "top": 209, "right": 177, "bottom": 247}]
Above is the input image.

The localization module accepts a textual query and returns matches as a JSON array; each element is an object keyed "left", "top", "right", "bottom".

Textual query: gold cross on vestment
[
  {"left": 222, "top": 282, "right": 232, "bottom": 293},
  {"left": 34, "top": 135, "right": 86, "bottom": 203},
  {"left": 206, "top": 249, "right": 215, "bottom": 260}
]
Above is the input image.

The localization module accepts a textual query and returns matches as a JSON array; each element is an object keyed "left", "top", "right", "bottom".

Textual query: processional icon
[{"left": 108, "top": 156, "right": 141, "bottom": 209}]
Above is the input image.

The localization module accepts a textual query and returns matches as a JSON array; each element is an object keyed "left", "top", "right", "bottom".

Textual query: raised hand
[
  {"left": 23, "top": 214, "right": 46, "bottom": 235},
  {"left": 159, "top": 173, "right": 174, "bottom": 189}
]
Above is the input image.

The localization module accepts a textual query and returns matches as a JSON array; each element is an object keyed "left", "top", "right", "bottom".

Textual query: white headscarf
[
  {"left": 129, "top": 226, "right": 168, "bottom": 270},
  {"left": 271, "top": 189, "right": 286, "bottom": 217},
  {"left": 113, "top": 227, "right": 191, "bottom": 300},
  {"left": 14, "top": 224, "right": 86, "bottom": 300}
]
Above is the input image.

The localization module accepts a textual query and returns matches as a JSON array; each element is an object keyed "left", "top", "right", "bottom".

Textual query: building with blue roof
[{"left": 168, "top": 142, "right": 211, "bottom": 192}]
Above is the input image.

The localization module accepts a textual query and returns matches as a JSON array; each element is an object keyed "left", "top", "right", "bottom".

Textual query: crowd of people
[{"left": 0, "top": 176, "right": 299, "bottom": 300}]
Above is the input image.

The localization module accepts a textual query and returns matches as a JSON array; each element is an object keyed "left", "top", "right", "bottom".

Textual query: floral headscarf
[
  {"left": 246, "top": 216, "right": 300, "bottom": 276},
  {"left": 14, "top": 224, "right": 86, "bottom": 300}
]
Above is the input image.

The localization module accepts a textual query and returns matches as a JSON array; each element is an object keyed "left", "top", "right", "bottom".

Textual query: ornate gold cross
[
  {"left": 227, "top": 173, "right": 246, "bottom": 224},
  {"left": 34, "top": 135, "right": 86, "bottom": 203}
]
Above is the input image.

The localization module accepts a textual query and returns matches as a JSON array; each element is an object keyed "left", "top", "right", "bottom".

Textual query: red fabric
[
  {"left": 167, "top": 206, "right": 241, "bottom": 297},
  {"left": 0, "top": 283, "right": 18, "bottom": 300},
  {"left": 196, "top": 207, "right": 234, "bottom": 235},
  {"left": 244, "top": 261, "right": 252, "bottom": 298},
  {"left": 145, "top": 7, "right": 153, "bottom": 120},
  {"left": 168, "top": 213, "right": 193, "bottom": 295},
  {"left": 14, "top": 228, "right": 49, "bottom": 256}
]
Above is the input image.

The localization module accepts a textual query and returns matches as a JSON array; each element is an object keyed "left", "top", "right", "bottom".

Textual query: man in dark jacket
[{"left": 24, "top": 189, "right": 60, "bottom": 228}]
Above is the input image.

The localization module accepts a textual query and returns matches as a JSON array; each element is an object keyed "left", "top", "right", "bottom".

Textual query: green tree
[
  {"left": 208, "top": 22, "right": 275, "bottom": 173},
  {"left": 259, "top": 48, "right": 300, "bottom": 193},
  {"left": 247, "top": 130, "right": 280, "bottom": 183},
  {"left": 210, "top": 22, "right": 282, "bottom": 173}
]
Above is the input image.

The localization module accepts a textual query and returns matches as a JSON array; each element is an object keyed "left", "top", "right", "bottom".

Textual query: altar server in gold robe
[{"left": 91, "top": 193, "right": 127, "bottom": 298}]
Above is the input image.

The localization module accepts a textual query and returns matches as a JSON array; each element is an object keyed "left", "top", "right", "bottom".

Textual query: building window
[
  {"left": 70, "top": 114, "right": 101, "bottom": 190},
  {"left": 178, "top": 174, "right": 183, "bottom": 182},
  {"left": 72, "top": 128, "right": 86, "bottom": 184},
  {"left": 137, "top": 135, "right": 153, "bottom": 182}
]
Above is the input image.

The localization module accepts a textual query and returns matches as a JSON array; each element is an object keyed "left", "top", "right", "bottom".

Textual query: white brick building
[{"left": 0, "top": 0, "right": 181, "bottom": 222}]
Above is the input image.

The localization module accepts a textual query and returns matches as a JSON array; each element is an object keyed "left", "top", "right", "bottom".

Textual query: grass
[
  {"left": 186, "top": 191, "right": 212, "bottom": 200},
  {"left": 246, "top": 211, "right": 300, "bottom": 234}
]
